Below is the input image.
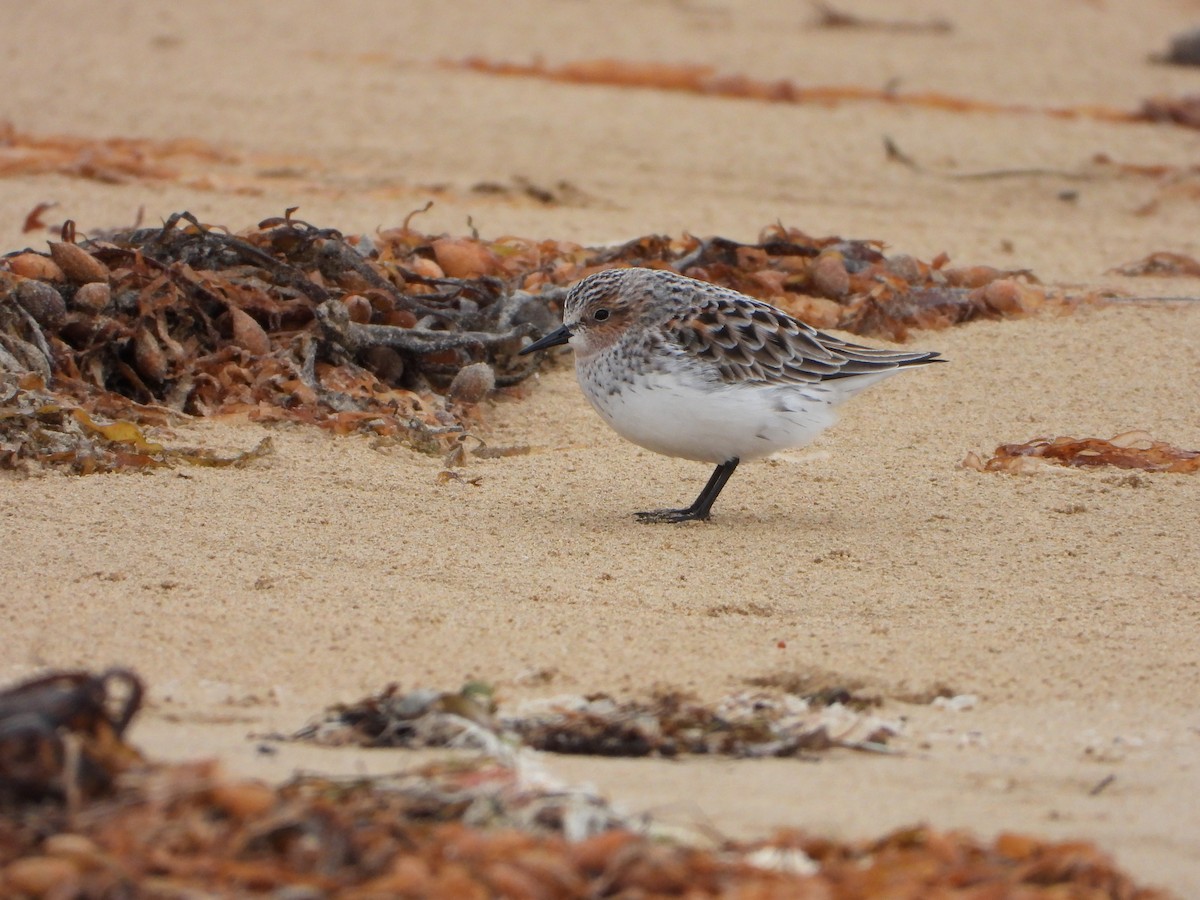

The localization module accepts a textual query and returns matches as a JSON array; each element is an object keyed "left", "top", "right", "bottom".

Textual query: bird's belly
[{"left": 579, "top": 371, "right": 838, "bottom": 463}]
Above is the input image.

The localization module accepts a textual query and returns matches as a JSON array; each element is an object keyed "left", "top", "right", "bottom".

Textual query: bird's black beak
[{"left": 518, "top": 324, "right": 572, "bottom": 356}]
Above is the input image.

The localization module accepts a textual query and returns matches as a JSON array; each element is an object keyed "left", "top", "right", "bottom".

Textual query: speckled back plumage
[{"left": 561, "top": 268, "right": 940, "bottom": 386}]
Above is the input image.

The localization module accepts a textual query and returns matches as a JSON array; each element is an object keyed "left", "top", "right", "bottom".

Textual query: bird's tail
[{"left": 823, "top": 346, "right": 944, "bottom": 380}]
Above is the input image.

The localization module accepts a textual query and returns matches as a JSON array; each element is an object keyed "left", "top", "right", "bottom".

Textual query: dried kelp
[
  {"left": 810, "top": 2, "right": 953, "bottom": 34},
  {"left": 2, "top": 759, "right": 1166, "bottom": 898},
  {"left": 0, "top": 668, "right": 143, "bottom": 807},
  {"left": 20, "top": 202, "right": 57, "bottom": 234},
  {"left": 0, "top": 121, "right": 236, "bottom": 186},
  {"left": 290, "top": 684, "right": 900, "bottom": 759},
  {"left": 765, "top": 827, "right": 1165, "bottom": 899},
  {"left": 1138, "top": 94, "right": 1200, "bottom": 130},
  {"left": 3, "top": 210, "right": 1056, "bottom": 472},
  {"left": 576, "top": 226, "right": 1052, "bottom": 340},
  {"left": 964, "top": 431, "right": 1200, "bottom": 474},
  {"left": 882, "top": 144, "right": 1200, "bottom": 217},
  {"left": 452, "top": 55, "right": 1200, "bottom": 138},
  {"left": 291, "top": 682, "right": 506, "bottom": 754},
  {"left": 0, "top": 373, "right": 271, "bottom": 474},
  {"left": 1109, "top": 251, "right": 1200, "bottom": 277},
  {"left": 1156, "top": 28, "right": 1200, "bottom": 66},
  {"left": 0, "top": 211, "right": 547, "bottom": 465},
  {"left": 449, "top": 57, "right": 1152, "bottom": 127},
  {"left": 0, "top": 669, "right": 1168, "bottom": 898},
  {"left": 884, "top": 135, "right": 1097, "bottom": 182},
  {"left": 507, "top": 692, "right": 899, "bottom": 758}
]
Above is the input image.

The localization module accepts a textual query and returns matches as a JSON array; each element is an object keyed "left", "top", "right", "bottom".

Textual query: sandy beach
[{"left": 3, "top": 1, "right": 1200, "bottom": 894}]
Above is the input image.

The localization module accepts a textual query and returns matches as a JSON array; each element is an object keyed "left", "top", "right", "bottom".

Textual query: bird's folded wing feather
[{"left": 665, "top": 292, "right": 937, "bottom": 386}]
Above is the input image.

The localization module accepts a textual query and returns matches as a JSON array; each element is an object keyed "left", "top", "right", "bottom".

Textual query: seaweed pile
[
  {"left": 0, "top": 669, "right": 1167, "bottom": 898},
  {"left": 0, "top": 210, "right": 1050, "bottom": 474},
  {"left": 290, "top": 683, "right": 899, "bottom": 759}
]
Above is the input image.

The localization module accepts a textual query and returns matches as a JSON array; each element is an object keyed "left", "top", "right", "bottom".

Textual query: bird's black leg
[{"left": 635, "top": 458, "right": 740, "bottom": 524}]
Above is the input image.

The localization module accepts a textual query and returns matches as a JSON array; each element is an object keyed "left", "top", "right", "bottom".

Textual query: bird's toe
[{"left": 634, "top": 508, "right": 710, "bottom": 524}]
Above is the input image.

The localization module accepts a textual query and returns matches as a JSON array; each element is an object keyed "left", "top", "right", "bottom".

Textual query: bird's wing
[{"left": 663, "top": 289, "right": 940, "bottom": 387}]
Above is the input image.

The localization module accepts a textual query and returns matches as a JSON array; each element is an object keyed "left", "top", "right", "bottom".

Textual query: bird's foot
[{"left": 634, "top": 507, "right": 710, "bottom": 524}]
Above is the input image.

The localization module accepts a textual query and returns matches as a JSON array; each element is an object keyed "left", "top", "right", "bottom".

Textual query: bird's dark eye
[{"left": 593, "top": 308, "right": 611, "bottom": 322}]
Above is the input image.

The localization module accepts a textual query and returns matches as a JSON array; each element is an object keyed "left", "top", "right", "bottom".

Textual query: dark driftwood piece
[{"left": 314, "top": 297, "right": 533, "bottom": 356}]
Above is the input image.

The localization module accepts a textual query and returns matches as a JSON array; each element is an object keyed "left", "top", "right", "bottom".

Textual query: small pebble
[
  {"left": 15, "top": 279, "right": 67, "bottom": 327},
  {"left": 71, "top": 281, "right": 112, "bottom": 313},
  {"left": 448, "top": 362, "right": 495, "bottom": 406}
]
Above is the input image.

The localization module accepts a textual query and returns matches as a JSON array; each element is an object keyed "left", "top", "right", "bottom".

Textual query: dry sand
[{"left": 2, "top": 1, "right": 1200, "bottom": 894}]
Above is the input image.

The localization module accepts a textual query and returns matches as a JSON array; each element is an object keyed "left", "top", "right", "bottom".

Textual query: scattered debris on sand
[
  {"left": 0, "top": 669, "right": 1169, "bottom": 897},
  {"left": 1109, "top": 251, "right": 1200, "bottom": 277},
  {"left": 449, "top": 56, "right": 1200, "bottom": 134},
  {"left": 288, "top": 683, "right": 901, "bottom": 759},
  {"left": 964, "top": 430, "right": 1200, "bottom": 474},
  {"left": 0, "top": 372, "right": 272, "bottom": 474}
]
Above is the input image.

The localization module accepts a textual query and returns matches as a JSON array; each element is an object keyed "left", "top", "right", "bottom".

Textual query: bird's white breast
[{"left": 575, "top": 360, "right": 850, "bottom": 464}]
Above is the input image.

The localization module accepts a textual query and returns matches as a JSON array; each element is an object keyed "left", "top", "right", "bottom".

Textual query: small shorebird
[{"left": 520, "top": 267, "right": 943, "bottom": 522}]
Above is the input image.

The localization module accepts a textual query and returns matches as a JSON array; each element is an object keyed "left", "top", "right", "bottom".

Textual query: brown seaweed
[
  {"left": 3, "top": 211, "right": 1060, "bottom": 472},
  {"left": 965, "top": 431, "right": 1200, "bottom": 474}
]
